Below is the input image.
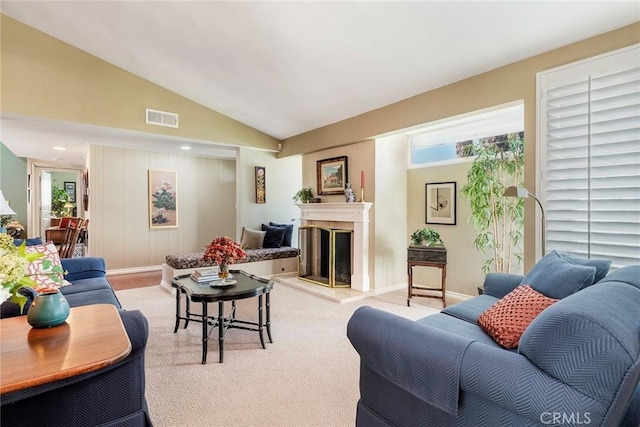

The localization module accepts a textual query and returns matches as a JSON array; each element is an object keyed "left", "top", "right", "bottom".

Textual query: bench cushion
[{"left": 165, "top": 247, "right": 300, "bottom": 269}]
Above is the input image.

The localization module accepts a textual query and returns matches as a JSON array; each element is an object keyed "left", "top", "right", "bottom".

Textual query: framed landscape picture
[
  {"left": 317, "top": 156, "right": 348, "bottom": 195},
  {"left": 148, "top": 170, "right": 178, "bottom": 228},
  {"left": 425, "top": 182, "right": 456, "bottom": 225}
]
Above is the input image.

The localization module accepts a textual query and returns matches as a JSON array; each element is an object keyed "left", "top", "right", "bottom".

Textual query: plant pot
[{"left": 27, "top": 291, "right": 70, "bottom": 328}]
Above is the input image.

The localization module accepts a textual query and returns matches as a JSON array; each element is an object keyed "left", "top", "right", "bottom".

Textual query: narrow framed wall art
[
  {"left": 148, "top": 169, "right": 178, "bottom": 228},
  {"left": 255, "top": 166, "right": 266, "bottom": 203}
]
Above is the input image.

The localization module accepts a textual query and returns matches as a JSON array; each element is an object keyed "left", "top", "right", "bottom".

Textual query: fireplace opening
[{"left": 298, "top": 226, "right": 352, "bottom": 288}]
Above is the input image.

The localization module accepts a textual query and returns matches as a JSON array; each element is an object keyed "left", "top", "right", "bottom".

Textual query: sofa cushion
[
  {"left": 25, "top": 243, "right": 71, "bottom": 290},
  {"left": 557, "top": 251, "right": 612, "bottom": 283},
  {"left": 478, "top": 285, "right": 558, "bottom": 349},
  {"left": 62, "top": 288, "right": 121, "bottom": 308},
  {"left": 269, "top": 222, "right": 294, "bottom": 247},
  {"left": 441, "top": 294, "right": 499, "bottom": 324},
  {"left": 240, "top": 227, "right": 266, "bottom": 249},
  {"left": 417, "top": 312, "right": 506, "bottom": 349},
  {"left": 59, "top": 277, "right": 113, "bottom": 295},
  {"left": 261, "top": 224, "right": 286, "bottom": 248},
  {"left": 520, "top": 250, "right": 596, "bottom": 299}
]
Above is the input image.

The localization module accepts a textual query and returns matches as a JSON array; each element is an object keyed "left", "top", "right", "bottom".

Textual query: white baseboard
[{"left": 107, "top": 265, "right": 163, "bottom": 276}]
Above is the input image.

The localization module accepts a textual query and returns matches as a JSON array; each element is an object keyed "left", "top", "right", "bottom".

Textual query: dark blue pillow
[
  {"left": 520, "top": 251, "right": 597, "bottom": 299},
  {"left": 261, "top": 224, "right": 286, "bottom": 248},
  {"left": 269, "top": 222, "right": 294, "bottom": 247},
  {"left": 556, "top": 252, "right": 611, "bottom": 284},
  {"left": 13, "top": 237, "right": 43, "bottom": 246}
]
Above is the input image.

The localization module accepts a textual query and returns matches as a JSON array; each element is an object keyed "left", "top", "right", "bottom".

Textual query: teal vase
[{"left": 27, "top": 291, "right": 70, "bottom": 328}]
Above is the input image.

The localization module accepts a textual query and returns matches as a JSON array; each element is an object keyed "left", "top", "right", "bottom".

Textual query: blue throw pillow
[
  {"left": 269, "top": 222, "right": 294, "bottom": 247},
  {"left": 261, "top": 224, "right": 286, "bottom": 248},
  {"left": 556, "top": 252, "right": 612, "bottom": 284},
  {"left": 520, "top": 251, "right": 597, "bottom": 299}
]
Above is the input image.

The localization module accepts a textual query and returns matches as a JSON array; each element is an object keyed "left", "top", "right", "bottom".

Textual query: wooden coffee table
[
  {"left": 0, "top": 304, "right": 131, "bottom": 394},
  {"left": 171, "top": 270, "right": 274, "bottom": 364}
]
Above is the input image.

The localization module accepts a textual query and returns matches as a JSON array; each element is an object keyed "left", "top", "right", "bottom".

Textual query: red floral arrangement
[{"left": 202, "top": 236, "right": 246, "bottom": 266}]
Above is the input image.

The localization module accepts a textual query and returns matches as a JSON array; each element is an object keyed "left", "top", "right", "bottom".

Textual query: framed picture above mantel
[
  {"left": 317, "top": 156, "right": 348, "bottom": 195},
  {"left": 425, "top": 182, "right": 456, "bottom": 225}
]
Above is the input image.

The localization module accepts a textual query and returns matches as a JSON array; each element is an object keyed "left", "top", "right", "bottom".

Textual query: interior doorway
[{"left": 28, "top": 162, "right": 83, "bottom": 242}]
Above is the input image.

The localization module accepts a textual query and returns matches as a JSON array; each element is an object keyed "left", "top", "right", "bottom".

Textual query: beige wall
[
  {"left": 89, "top": 145, "right": 236, "bottom": 269},
  {"left": 236, "top": 148, "right": 302, "bottom": 246},
  {"left": 408, "top": 161, "right": 510, "bottom": 296},
  {"left": 281, "top": 23, "right": 640, "bottom": 271},
  {"left": 374, "top": 135, "right": 408, "bottom": 291},
  {"left": 1, "top": 14, "right": 278, "bottom": 151}
]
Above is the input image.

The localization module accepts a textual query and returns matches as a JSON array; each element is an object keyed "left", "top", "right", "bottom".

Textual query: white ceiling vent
[{"left": 146, "top": 108, "right": 179, "bottom": 128}]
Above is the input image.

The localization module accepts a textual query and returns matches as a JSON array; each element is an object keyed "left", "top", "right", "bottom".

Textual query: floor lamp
[{"left": 503, "top": 186, "right": 546, "bottom": 256}]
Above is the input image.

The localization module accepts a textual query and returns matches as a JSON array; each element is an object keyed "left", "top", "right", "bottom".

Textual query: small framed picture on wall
[
  {"left": 64, "top": 181, "right": 76, "bottom": 203},
  {"left": 255, "top": 166, "right": 266, "bottom": 203},
  {"left": 425, "top": 182, "right": 456, "bottom": 225}
]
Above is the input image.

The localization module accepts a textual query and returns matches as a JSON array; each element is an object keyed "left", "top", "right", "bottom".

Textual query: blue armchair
[{"left": 348, "top": 265, "right": 640, "bottom": 426}]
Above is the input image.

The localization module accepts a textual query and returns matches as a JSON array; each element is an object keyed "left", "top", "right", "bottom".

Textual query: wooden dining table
[{"left": 0, "top": 304, "right": 131, "bottom": 394}]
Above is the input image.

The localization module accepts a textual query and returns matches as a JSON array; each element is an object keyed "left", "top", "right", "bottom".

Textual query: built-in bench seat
[{"left": 160, "top": 247, "right": 300, "bottom": 292}]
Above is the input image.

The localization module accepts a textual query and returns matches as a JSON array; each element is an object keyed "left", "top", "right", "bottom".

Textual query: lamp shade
[
  {"left": 0, "top": 191, "right": 17, "bottom": 215},
  {"left": 503, "top": 186, "right": 529, "bottom": 198}
]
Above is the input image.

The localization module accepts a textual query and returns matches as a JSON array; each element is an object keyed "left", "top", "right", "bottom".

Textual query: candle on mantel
[{"left": 360, "top": 170, "right": 364, "bottom": 188}]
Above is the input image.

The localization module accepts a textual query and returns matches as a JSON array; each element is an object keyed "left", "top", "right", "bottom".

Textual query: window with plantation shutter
[{"left": 538, "top": 45, "right": 640, "bottom": 269}]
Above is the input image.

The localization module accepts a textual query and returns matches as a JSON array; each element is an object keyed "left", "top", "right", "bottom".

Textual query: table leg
[
  {"left": 442, "top": 264, "right": 447, "bottom": 308},
  {"left": 266, "top": 291, "right": 273, "bottom": 343},
  {"left": 201, "top": 302, "right": 208, "bottom": 365},
  {"left": 218, "top": 300, "right": 224, "bottom": 363},
  {"left": 258, "top": 294, "right": 266, "bottom": 349},
  {"left": 184, "top": 295, "right": 190, "bottom": 329},
  {"left": 407, "top": 263, "right": 413, "bottom": 307},
  {"left": 173, "top": 287, "right": 181, "bottom": 333}
]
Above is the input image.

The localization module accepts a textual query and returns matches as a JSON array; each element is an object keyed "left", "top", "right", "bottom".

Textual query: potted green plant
[
  {"left": 410, "top": 227, "right": 443, "bottom": 247},
  {"left": 460, "top": 133, "right": 524, "bottom": 274},
  {"left": 51, "top": 185, "right": 68, "bottom": 217},
  {"left": 293, "top": 187, "right": 314, "bottom": 203}
]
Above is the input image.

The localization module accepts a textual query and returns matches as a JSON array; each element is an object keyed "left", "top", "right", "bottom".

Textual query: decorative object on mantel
[
  {"left": 27, "top": 289, "right": 70, "bottom": 328},
  {"left": 202, "top": 236, "right": 246, "bottom": 285},
  {"left": 292, "top": 187, "right": 314, "bottom": 204},
  {"left": 410, "top": 227, "right": 443, "bottom": 247},
  {"left": 359, "top": 170, "right": 365, "bottom": 202},
  {"left": 344, "top": 183, "right": 356, "bottom": 203},
  {"left": 317, "top": 156, "right": 348, "bottom": 195}
]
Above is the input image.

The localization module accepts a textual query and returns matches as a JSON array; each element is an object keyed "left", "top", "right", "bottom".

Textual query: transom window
[{"left": 408, "top": 103, "right": 524, "bottom": 167}]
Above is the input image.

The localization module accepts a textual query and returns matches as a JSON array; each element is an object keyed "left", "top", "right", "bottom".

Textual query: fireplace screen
[{"left": 298, "top": 226, "right": 352, "bottom": 288}]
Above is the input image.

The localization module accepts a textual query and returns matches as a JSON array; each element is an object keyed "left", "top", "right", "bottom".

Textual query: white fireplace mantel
[{"left": 297, "top": 203, "right": 373, "bottom": 292}]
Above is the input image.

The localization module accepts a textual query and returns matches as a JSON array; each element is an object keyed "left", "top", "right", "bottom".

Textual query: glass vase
[
  {"left": 27, "top": 291, "right": 70, "bottom": 328},
  {"left": 218, "top": 261, "right": 230, "bottom": 283}
]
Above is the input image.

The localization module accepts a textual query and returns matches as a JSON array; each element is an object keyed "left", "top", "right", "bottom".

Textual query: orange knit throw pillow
[{"left": 478, "top": 284, "right": 558, "bottom": 349}]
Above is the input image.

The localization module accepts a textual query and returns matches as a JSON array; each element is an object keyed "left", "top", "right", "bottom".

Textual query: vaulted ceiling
[{"left": 1, "top": 1, "right": 639, "bottom": 164}]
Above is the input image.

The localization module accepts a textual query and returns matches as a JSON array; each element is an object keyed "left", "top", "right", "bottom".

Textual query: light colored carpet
[{"left": 116, "top": 284, "right": 441, "bottom": 427}]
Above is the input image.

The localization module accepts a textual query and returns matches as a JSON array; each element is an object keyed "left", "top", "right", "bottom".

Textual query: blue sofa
[
  {"left": 1, "top": 255, "right": 153, "bottom": 427},
  {"left": 348, "top": 264, "right": 640, "bottom": 426}
]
